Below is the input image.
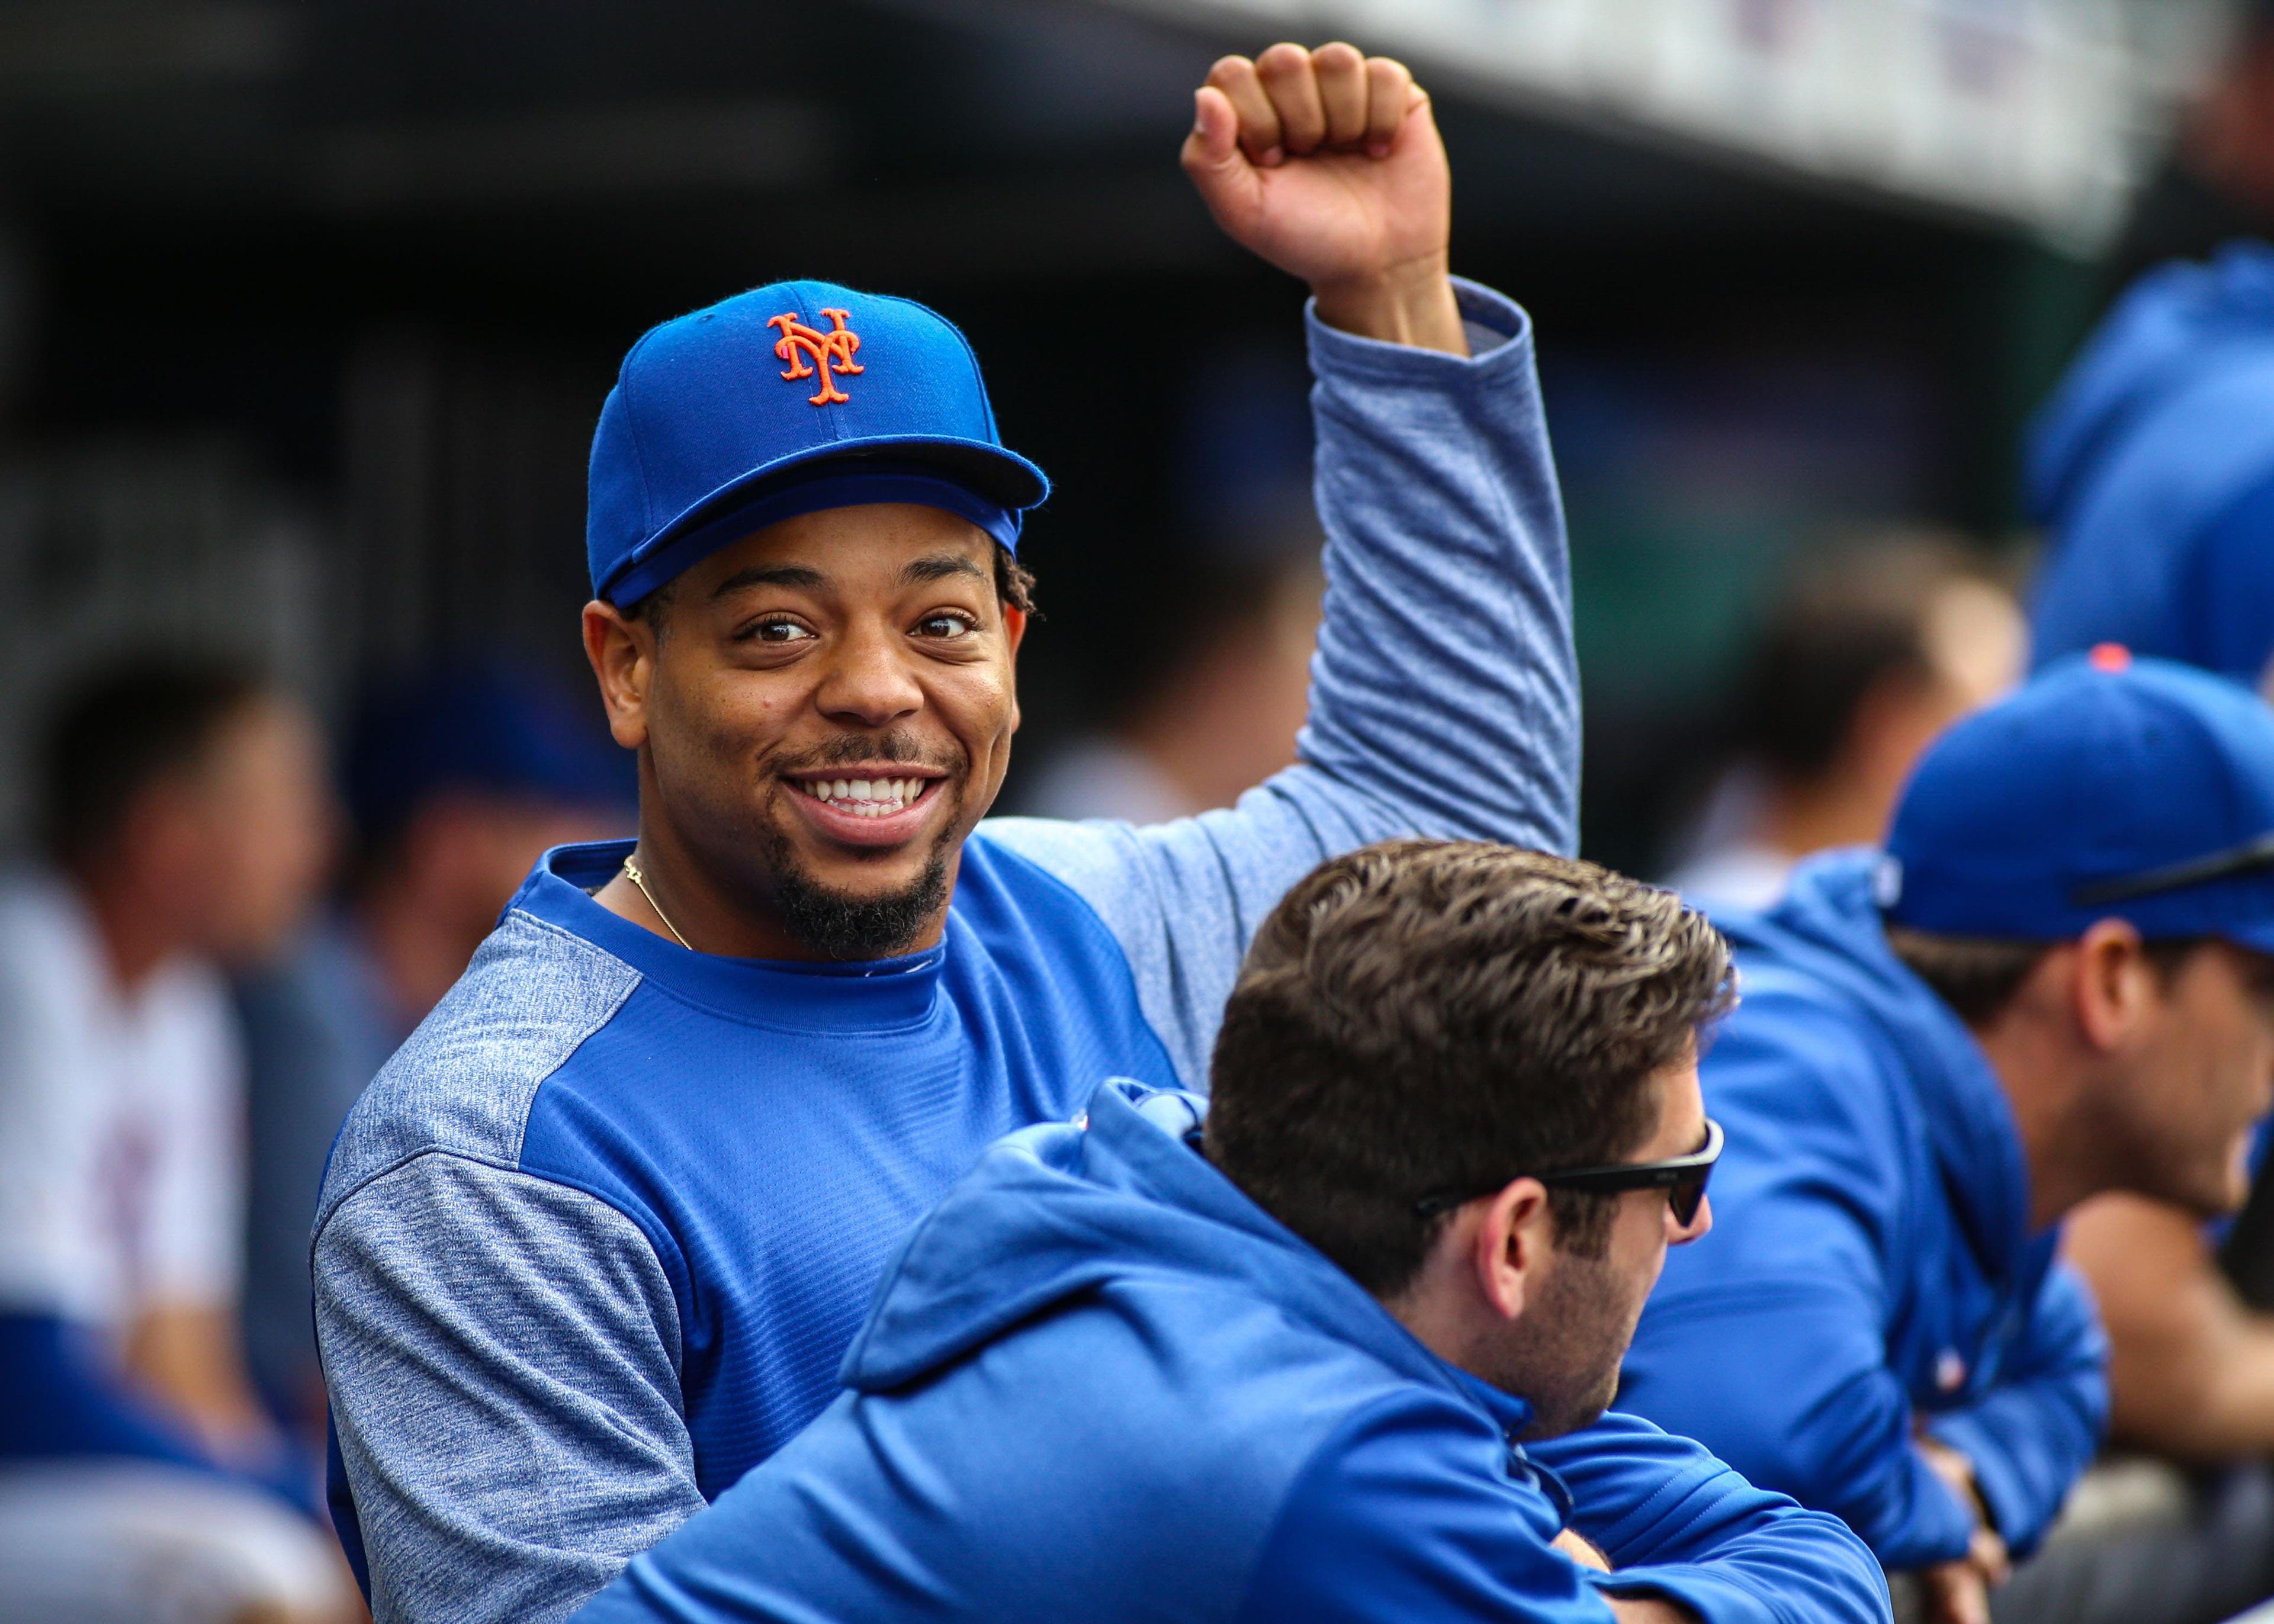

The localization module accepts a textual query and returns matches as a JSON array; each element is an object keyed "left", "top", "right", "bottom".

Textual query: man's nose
[
  {"left": 814, "top": 622, "right": 924, "bottom": 727},
  {"left": 1668, "top": 1193, "right": 1712, "bottom": 1246}
]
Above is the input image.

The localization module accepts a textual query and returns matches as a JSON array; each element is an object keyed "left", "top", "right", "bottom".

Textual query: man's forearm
[
  {"left": 2065, "top": 1192, "right": 2274, "bottom": 1458},
  {"left": 1311, "top": 256, "right": 1467, "bottom": 355}
]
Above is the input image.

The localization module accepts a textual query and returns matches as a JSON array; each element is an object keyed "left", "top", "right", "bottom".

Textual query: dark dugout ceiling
[{"left": 0, "top": 0, "right": 2077, "bottom": 292}]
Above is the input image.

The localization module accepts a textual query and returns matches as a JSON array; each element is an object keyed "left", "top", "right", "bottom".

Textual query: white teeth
[{"left": 798, "top": 774, "right": 931, "bottom": 812}]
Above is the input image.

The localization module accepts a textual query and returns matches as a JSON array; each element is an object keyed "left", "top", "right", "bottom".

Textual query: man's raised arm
[{"left": 984, "top": 44, "right": 1578, "bottom": 1087}]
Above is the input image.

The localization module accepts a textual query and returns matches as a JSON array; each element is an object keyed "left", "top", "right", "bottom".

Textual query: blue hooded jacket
[
  {"left": 1618, "top": 851, "right": 2108, "bottom": 1572},
  {"left": 2028, "top": 241, "right": 2274, "bottom": 684},
  {"left": 576, "top": 1081, "right": 1888, "bottom": 1624}
]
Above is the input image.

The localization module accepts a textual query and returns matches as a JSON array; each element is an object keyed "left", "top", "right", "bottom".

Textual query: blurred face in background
[
  {"left": 147, "top": 696, "right": 335, "bottom": 965},
  {"left": 2099, "top": 940, "right": 2274, "bottom": 1218},
  {"left": 395, "top": 792, "right": 624, "bottom": 943},
  {"left": 1847, "top": 576, "right": 2025, "bottom": 820}
]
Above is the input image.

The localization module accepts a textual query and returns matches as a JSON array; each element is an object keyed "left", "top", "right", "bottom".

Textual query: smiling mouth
[{"left": 789, "top": 774, "right": 942, "bottom": 819}]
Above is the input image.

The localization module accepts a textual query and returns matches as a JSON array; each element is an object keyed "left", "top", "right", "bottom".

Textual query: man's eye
[
  {"left": 747, "top": 618, "right": 816, "bottom": 644},
  {"left": 917, "top": 613, "right": 977, "bottom": 639}
]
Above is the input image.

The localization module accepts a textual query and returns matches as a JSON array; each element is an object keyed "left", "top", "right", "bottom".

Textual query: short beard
[
  {"left": 1493, "top": 1247, "right": 1635, "bottom": 1441},
  {"left": 769, "top": 845, "right": 950, "bottom": 960},
  {"left": 757, "top": 728, "right": 966, "bottom": 960}
]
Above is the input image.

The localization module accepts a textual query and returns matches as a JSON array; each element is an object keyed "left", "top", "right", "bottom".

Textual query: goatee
[{"left": 762, "top": 831, "right": 953, "bottom": 960}]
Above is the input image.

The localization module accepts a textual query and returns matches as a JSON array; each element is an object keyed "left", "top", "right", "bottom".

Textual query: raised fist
[{"left": 1180, "top": 43, "right": 1463, "bottom": 353}]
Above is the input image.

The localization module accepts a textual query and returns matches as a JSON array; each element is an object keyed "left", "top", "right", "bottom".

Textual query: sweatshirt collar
[
  {"left": 842, "top": 1078, "right": 1539, "bottom": 1442},
  {"left": 508, "top": 838, "right": 945, "bottom": 1031},
  {"left": 1733, "top": 849, "right": 2041, "bottom": 1283}
]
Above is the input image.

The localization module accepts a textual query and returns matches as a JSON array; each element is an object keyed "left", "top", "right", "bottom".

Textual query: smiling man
[{"left": 314, "top": 42, "right": 1580, "bottom": 1624}]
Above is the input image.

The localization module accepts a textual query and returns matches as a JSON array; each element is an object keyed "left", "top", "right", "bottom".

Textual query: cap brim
[
  {"left": 599, "top": 433, "right": 1047, "bottom": 603},
  {"left": 668, "top": 434, "right": 1045, "bottom": 542},
  {"left": 2224, "top": 915, "right": 2274, "bottom": 957}
]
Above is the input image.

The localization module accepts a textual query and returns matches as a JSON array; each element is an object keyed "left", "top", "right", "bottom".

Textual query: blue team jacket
[
  {"left": 1618, "top": 851, "right": 2108, "bottom": 1571},
  {"left": 2028, "top": 240, "right": 2274, "bottom": 682},
  {"left": 576, "top": 1082, "right": 1890, "bottom": 1624}
]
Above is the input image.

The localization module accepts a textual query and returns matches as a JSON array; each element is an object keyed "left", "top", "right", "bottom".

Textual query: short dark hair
[
  {"left": 38, "top": 656, "right": 269, "bottom": 868},
  {"left": 1741, "top": 536, "right": 1992, "bottom": 782},
  {"left": 1886, "top": 924, "right": 2211, "bottom": 1027},
  {"left": 627, "top": 541, "right": 1038, "bottom": 631},
  {"left": 1206, "top": 841, "right": 1736, "bottom": 1296}
]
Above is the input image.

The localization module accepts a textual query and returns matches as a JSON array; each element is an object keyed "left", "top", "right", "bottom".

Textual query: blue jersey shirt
[
  {"left": 1618, "top": 851, "right": 2108, "bottom": 1572},
  {"left": 574, "top": 1082, "right": 1888, "bottom": 1624},
  {"left": 313, "top": 281, "right": 1582, "bottom": 1624},
  {"left": 509, "top": 834, "right": 1173, "bottom": 1485}
]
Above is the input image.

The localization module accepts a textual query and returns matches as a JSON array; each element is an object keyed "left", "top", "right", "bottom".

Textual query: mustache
[{"left": 772, "top": 730, "right": 967, "bottom": 778}]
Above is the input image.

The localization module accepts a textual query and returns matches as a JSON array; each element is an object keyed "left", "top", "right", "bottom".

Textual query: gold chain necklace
[{"left": 619, "top": 856, "right": 694, "bottom": 951}]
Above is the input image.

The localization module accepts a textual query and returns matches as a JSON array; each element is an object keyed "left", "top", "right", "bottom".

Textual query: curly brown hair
[{"left": 1206, "top": 840, "right": 1735, "bottom": 1294}]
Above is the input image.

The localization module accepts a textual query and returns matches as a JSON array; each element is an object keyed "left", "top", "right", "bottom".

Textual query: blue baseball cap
[
  {"left": 345, "top": 664, "right": 632, "bottom": 848},
  {"left": 586, "top": 279, "right": 1049, "bottom": 606},
  {"left": 1881, "top": 648, "right": 2274, "bottom": 951}
]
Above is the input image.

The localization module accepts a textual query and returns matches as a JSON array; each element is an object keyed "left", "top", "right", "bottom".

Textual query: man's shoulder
[
  {"left": 315, "top": 906, "right": 643, "bottom": 1234},
  {"left": 1707, "top": 966, "right": 1908, "bottom": 1131}
]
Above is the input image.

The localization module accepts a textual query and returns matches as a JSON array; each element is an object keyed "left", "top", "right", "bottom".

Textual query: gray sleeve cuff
[{"left": 1303, "top": 276, "right": 1533, "bottom": 379}]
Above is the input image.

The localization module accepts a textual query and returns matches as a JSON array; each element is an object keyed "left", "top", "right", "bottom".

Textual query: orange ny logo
[{"left": 768, "top": 308, "right": 865, "bottom": 406}]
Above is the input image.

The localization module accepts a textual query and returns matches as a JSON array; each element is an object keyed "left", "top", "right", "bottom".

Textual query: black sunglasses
[
  {"left": 1412, "top": 1118, "right": 1723, "bottom": 1227},
  {"left": 2070, "top": 831, "right": 2274, "bottom": 908}
]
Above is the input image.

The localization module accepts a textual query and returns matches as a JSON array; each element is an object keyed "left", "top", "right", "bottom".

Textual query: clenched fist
[{"left": 1181, "top": 43, "right": 1465, "bottom": 355}]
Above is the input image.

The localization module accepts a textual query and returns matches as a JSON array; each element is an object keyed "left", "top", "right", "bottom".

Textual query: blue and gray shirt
[{"left": 313, "top": 281, "right": 1579, "bottom": 1624}]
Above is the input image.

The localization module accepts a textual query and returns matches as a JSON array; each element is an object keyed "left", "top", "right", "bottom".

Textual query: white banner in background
[{"left": 1100, "top": 0, "right": 2241, "bottom": 252}]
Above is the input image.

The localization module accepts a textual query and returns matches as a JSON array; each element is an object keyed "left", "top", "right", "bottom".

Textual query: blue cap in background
[
  {"left": 1883, "top": 649, "right": 2274, "bottom": 950},
  {"left": 587, "top": 279, "right": 1049, "bottom": 605},
  {"left": 345, "top": 664, "right": 631, "bottom": 849}
]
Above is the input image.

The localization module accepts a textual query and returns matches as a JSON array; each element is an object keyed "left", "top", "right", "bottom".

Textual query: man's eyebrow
[
  {"left": 711, "top": 564, "right": 827, "bottom": 600},
  {"left": 902, "top": 554, "right": 987, "bottom": 586}
]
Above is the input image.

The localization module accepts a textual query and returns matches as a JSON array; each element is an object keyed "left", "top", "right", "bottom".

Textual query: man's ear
[
  {"left": 583, "top": 599, "right": 655, "bottom": 752},
  {"left": 1003, "top": 604, "right": 1027, "bottom": 738},
  {"left": 2069, "top": 918, "right": 2157, "bottom": 1053},
  {"left": 1470, "top": 1178, "right": 1553, "bottom": 1324}
]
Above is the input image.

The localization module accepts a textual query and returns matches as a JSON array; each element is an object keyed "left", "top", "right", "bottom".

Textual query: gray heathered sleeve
[
  {"left": 982, "top": 278, "right": 1578, "bottom": 1089},
  {"left": 316, "top": 1153, "right": 703, "bottom": 1624}
]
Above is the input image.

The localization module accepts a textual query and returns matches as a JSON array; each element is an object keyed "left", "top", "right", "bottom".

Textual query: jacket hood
[
  {"left": 2026, "top": 241, "right": 2274, "bottom": 533},
  {"left": 837, "top": 1080, "right": 1533, "bottom": 1437},
  {"left": 1716, "top": 850, "right": 2048, "bottom": 1288}
]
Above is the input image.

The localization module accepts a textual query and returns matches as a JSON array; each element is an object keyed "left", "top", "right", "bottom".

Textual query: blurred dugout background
[{"left": 0, "top": 0, "right": 2255, "bottom": 870}]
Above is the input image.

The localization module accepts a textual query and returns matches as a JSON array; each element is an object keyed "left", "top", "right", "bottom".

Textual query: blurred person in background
[
  {"left": 1618, "top": 655, "right": 2274, "bottom": 1624},
  {"left": 236, "top": 664, "right": 629, "bottom": 1430},
  {"left": 2108, "top": 0, "right": 2274, "bottom": 291},
  {"left": 2004, "top": 229, "right": 2274, "bottom": 1624},
  {"left": 0, "top": 657, "right": 357, "bottom": 1623},
  {"left": 2028, "top": 243, "right": 2274, "bottom": 695},
  {"left": 1024, "top": 349, "right": 1325, "bottom": 824},
  {"left": 1021, "top": 554, "right": 1322, "bottom": 822},
  {"left": 1668, "top": 535, "right": 2024, "bottom": 912}
]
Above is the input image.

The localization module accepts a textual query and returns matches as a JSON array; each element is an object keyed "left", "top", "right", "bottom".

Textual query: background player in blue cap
[
  {"left": 1617, "top": 653, "right": 2274, "bottom": 1624},
  {"left": 2021, "top": 237, "right": 2274, "bottom": 1608},
  {"left": 315, "top": 42, "right": 1582, "bottom": 1624}
]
